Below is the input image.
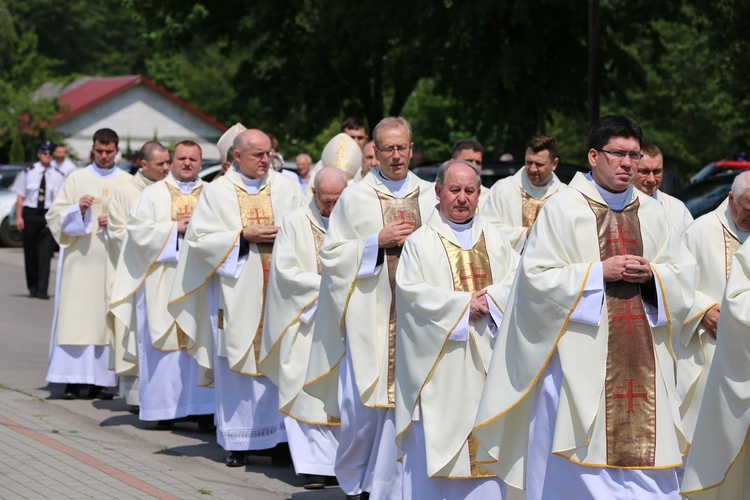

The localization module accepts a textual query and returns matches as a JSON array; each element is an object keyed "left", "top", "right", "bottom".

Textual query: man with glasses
[
  {"left": 633, "top": 144, "right": 693, "bottom": 234},
  {"left": 45, "top": 128, "right": 133, "bottom": 400},
  {"left": 13, "top": 141, "right": 66, "bottom": 299},
  {"left": 304, "top": 117, "right": 435, "bottom": 499},
  {"left": 474, "top": 115, "right": 695, "bottom": 499},
  {"left": 481, "top": 135, "right": 565, "bottom": 251}
]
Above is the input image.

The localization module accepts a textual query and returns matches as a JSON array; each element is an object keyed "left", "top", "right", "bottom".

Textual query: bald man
[{"left": 169, "top": 129, "right": 304, "bottom": 467}]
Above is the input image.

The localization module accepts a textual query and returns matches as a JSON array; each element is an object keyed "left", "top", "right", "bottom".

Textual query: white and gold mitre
[
  {"left": 320, "top": 133, "right": 362, "bottom": 177},
  {"left": 217, "top": 122, "right": 247, "bottom": 160}
]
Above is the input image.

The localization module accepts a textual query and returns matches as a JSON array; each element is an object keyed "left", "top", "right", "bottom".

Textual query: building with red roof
[{"left": 33, "top": 75, "right": 227, "bottom": 163}]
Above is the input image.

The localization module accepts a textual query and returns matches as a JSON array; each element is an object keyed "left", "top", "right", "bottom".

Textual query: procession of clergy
[{"left": 41, "top": 114, "right": 750, "bottom": 500}]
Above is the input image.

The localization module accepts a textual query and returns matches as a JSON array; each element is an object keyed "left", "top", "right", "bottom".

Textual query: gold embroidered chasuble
[
  {"left": 259, "top": 201, "right": 340, "bottom": 425},
  {"left": 394, "top": 211, "right": 518, "bottom": 479},
  {"left": 480, "top": 167, "right": 564, "bottom": 251},
  {"left": 520, "top": 190, "right": 546, "bottom": 231},
  {"left": 585, "top": 196, "right": 657, "bottom": 467},
  {"left": 234, "top": 183, "right": 275, "bottom": 368},
  {"left": 677, "top": 197, "right": 749, "bottom": 442},
  {"left": 472, "top": 173, "right": 695, "bottom": 489},
  {"left": 168, "top": 168, "right": 304, "bottom": 382},
  {"left": 303, "top": 170, "right": 436, "bottom": 416},
  {"left": 110, "top": 176, "right": 204, "bottom": 352},
  {"left": 376, "top": 188, "right": 423, "bottom": 406}
]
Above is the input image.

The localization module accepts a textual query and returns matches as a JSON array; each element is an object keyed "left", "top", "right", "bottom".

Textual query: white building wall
[{"left": 55, "top": 85, "right": 224, "bottom": 163}]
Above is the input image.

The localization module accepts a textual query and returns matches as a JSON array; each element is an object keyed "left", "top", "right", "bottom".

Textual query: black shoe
[
  {"left": 195, "top": 414, "right": 215, "bottom": 432},
  {"left": 36, "top": 293, "right": 49, "bottom": 300},
  {"left": 303, "top": 475, "right": 326, "bottom": 490},
  {"left": 325, "top": 476, "right": 339, "bottom": 487},
  {"left": 345, "top": 494, "right": 369, "bottom": 500},
  {"left": 61, "top": 384, "right": 79, "bottom": 400},
  {"left": 155, "top": 420, "right": 175, "bottom": 430},
  {"left": 87, "top": 386, "right": 114, "bottom": 400},
  {"left": 28, "top": 288, "right": 37, "bottom": 298},
  {"left": 225, "top": 451, "right": 248, "bottom": 467},
  {"left": 128, "top": 405, "right": 140, "bottom": 415}
]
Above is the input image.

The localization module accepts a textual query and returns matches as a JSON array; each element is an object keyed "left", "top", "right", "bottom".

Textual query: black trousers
[{"left": 21, "top": 207, "right": 54, "bottom": 295}]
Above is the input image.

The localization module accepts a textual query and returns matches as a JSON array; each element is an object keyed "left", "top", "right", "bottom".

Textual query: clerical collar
[
  {"left": 322, "top": 216, "right": 330, "bottom": 230},
  {"left": 377, "top": 169, "right": 409, "bottom": 198},
  {"left": 236, "top": 169, "right": 264, "bottom": 194},
  {"left": 586, "top": 173, "right": 628, "bottom": 210},
  {"left": 523, "top": 169, "right": 554, "bottom": 198},
  {"left": 443, "top": 214, "right": 474, "bottom": 250},
  {"left": 171, "top": 173, "right": 197, "bottom": 194},
  {"left": 90, "top": 163, "right": 119, "bottom": 178},
  {"left": 138, "top": 170, "right": 157, "bottom": 186}
]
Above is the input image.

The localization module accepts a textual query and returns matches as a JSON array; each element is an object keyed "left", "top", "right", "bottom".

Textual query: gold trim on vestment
[
  {"left": 234, "top": 184, "right": 275, "bottom": 372},
  {"left": 376, "top": 188, "right": 423, "bottom": 406},
  {"left": 724, "top": 227, "right": 741, "bottom": 280},
  {"left": 680, "top": 424, "right": 750, "bottom": 494},
  {"left": 586, "top": 195, "right": 657, "bottom": 467},
  {"left": 521, "top": 189, "right": 547, "bottom": 229},
  {"left": 167, "top": 184, "right": 203, "bottom": 221},
  {"left": 310, "top": 222, "right": 326, "bottom": 275}
]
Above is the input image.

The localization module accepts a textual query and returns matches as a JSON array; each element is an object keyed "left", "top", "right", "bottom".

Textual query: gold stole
[
  {"left": 724, "top": 227, "right": 741, "bottom": 279},
  {"left": 310, "top": 221, "right": 325, "bottom": 275},
  {"left": 235, "top": 183, "right": 275, "bottom": 369},
  {"left": 586, "top": 196, "right": 657, "bottom": 467},
  {"left": 521, "top": 189, "right": 547, "bottom": 229},
  {"left": 167, "top": 184, "right": 202, "bottom": 221},
  {"left": 376, "top": 187, "right": 422, "bottom": 406},
  {"left": 439, "top": 232, "right": 495, "bottom": 478},
  {"left": 167, "top": 184, "right": 203, "bottom": 348}
]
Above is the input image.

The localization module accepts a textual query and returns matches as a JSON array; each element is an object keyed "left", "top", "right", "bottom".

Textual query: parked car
[
  {"left": 674, "top": 158, "right": 750, "bottom": 218},
  {"left": 411, "top": 161, "right": 588, "bottom": 188},
  {"left": 0, "top": 165, "right": 26, "bottom": 247}
]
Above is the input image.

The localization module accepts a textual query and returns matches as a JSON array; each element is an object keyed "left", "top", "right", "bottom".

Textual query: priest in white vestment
[
  {"left": 633, "top": 144, "right": 693, "bottom": 234},
  {"left": 450, "top": 139, "right": 489, "bottom": 208},
  {"left": 111, "top": 141, "right": 214, "bottom": 426},
  {"left": 303, "top": 117, "right": 436, "bottom": 500},
  {"left": 677, "top": 172, "right": 750, "bottom": 445},
  {"left": 480, "top": 135, "right": 565, "bottom": 251},
  {"left": 169, "top": 129, "right": 303, "bottom": 467},
  {"left": 681, "top": 239, "right": 750, "bottom": 499},
  {"left": 395, "top": 160, "right": 518, "bottom": 499},
  {"left": 473, "top": 116, "right": 696, "bottom": 499},
  {"left": 259, "top": 167, "right": 348, "bottom": 490},
  {"left": 46, "top": 128, "right": 132, "bottom": 400},
  {"left": 107, "top": 141, "right": 170, "bottom": 407}
]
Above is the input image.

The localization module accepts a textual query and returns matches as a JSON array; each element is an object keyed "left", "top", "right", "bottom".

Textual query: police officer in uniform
[{"left": 12, "top": 141, "right": 66, "bottom": 299}]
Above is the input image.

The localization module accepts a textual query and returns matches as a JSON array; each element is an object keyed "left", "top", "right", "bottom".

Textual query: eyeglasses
[
  {"left": 375, "top": 144, "right": 411, "bottom": 155},
  {"left": 599, "top": 149, "right": 643, "bottom": 163}
]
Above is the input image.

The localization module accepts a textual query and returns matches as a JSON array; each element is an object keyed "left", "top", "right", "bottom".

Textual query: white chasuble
[
  {"left": 303, "top": 170, "right": 435, "bottom": 415},
  {"left": 168, "top": 168, "right": 303, "bottom": 379},
  {"left": 46, "top": 165, "right": 132, "bottom": 346},
  {"left": 681, "top": 240, "right": 750, "bottom": 499},
  {"left": 395, "top": 211, "right": 518, "bottom": 478},
  {"left": 472, "top": 173, "right": 695, "bottom": 489},
  {"left": 110, "top": 174, "right": 203, "bottom": 352},
  {"left": 107, "top": 172, "right": 154, "bottom": 375},
  {"left": 654, "top": 189, "right": 693, "bottom": 235},
  {"left": 480, "top": 167, "right": 564, "bottom": 251},
  {"left": 677, "top": 197, "right": 747, "bottom": 442},
  {"left": 259, "top": 200, "right": 338, "bottom": 425}
]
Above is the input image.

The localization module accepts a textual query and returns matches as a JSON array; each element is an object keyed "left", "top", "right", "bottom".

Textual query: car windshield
[{"left": 0, "top": 172, "right": 18, "bottom": 190}]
